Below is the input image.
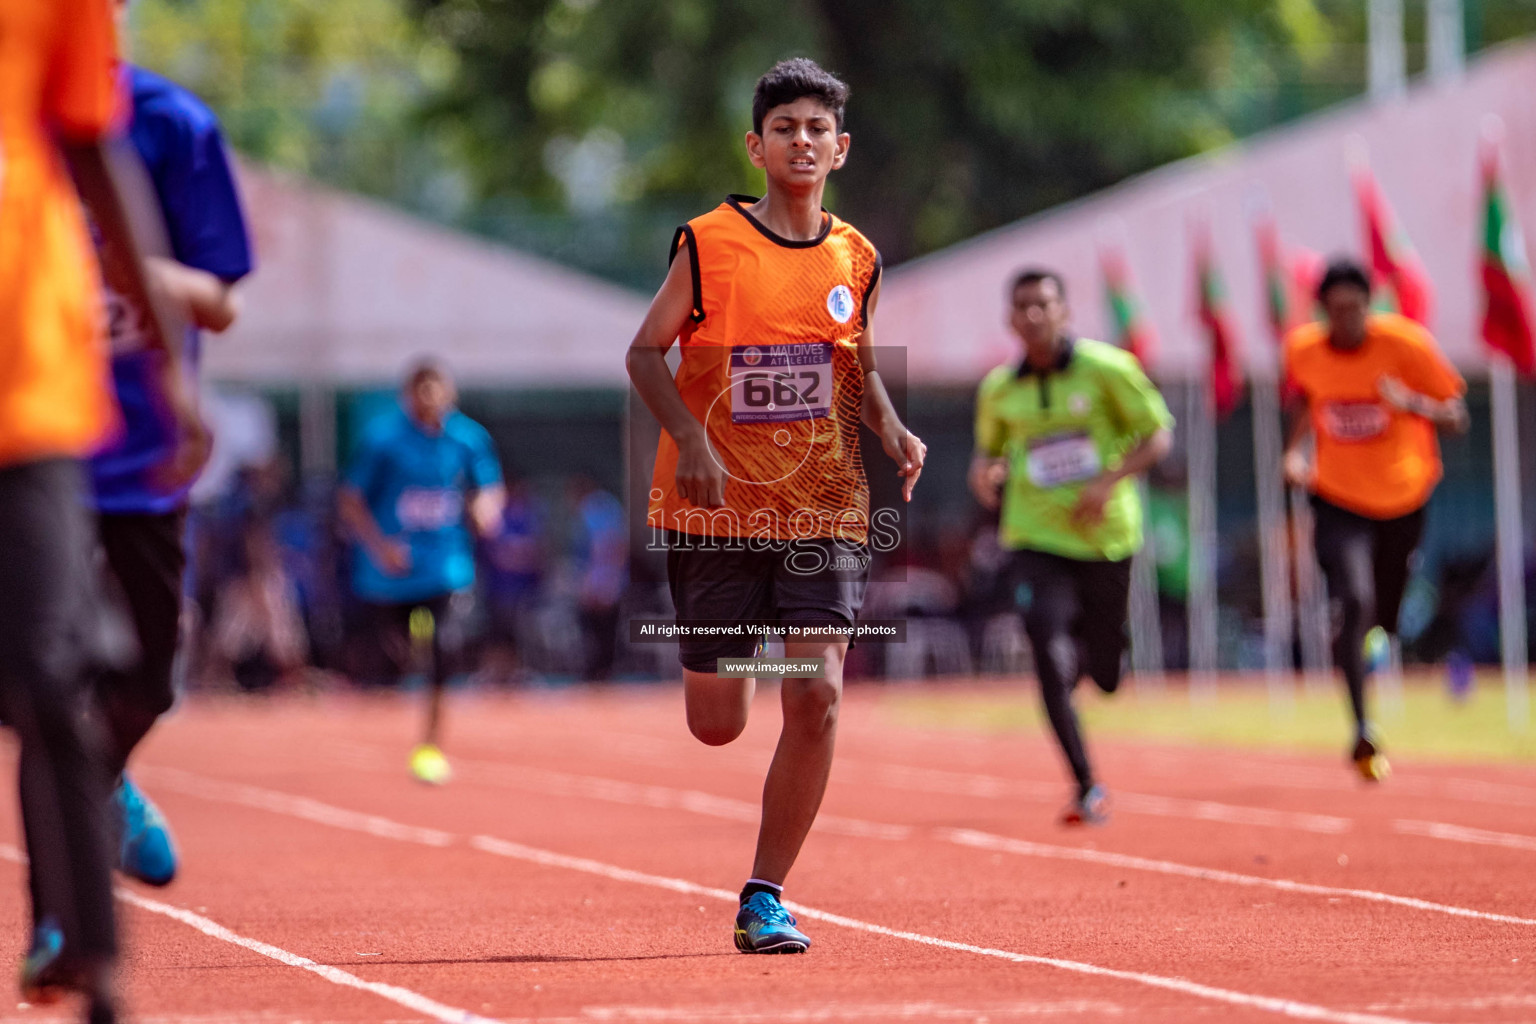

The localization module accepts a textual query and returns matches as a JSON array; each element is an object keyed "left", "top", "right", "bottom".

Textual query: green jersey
[{"left": 974, "top": 337, "right": 1173, "bottom": 561}]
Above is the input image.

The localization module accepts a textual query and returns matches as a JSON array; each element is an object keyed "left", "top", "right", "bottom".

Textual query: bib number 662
[{"left": 741, "top": 371, "right": 821, "bottom": 408}]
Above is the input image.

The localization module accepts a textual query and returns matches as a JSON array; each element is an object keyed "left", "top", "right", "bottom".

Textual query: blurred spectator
[
  {"left": 481, "top": 478, "right": 546, "bottom": 680},
  {"left": 208, "top": 521, "right": 309, "bottom": 691},
  {"left": 567, "top": 476, "right": 627, "bottom": 680}
]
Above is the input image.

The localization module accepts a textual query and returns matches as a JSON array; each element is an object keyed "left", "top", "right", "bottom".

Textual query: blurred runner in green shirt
[{"left": 970, "top": 268, "right": 1173, "bottom": 826}]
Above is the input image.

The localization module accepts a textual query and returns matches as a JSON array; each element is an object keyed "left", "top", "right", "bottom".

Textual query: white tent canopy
[
  {"left": 878, "top": 41, "right": 1536, "bottom": 383},
  {"left": 206, "top": 166, "right": 649, "bottom": 387}
]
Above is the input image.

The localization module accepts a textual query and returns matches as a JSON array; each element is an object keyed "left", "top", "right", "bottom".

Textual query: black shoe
[{"left": 1351, "top": 734, "right": 1390, "bottom": 782}]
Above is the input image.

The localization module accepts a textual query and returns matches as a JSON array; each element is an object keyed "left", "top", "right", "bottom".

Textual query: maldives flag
[
  {"left": 1355, "top": 167, "right": 1434, "bottom": 326},
  {"left": 1254, "top": 216, "right": 1324, "bottom": 342},
  {"left": 1194, "top": 230, "right": 1243, "bottom": 419},
  {"left": 1480, "top": 141, "right": 1536, "bottom": 376},
  {"left": 1100, "top": 248, "right": 1157, "bottom": 366}
]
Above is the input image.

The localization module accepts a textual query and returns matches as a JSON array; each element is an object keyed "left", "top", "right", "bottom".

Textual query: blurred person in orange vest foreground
[
  {"left": 1282, "top": 258, "right": 1468, "bottom": 782},
  {"left": 0, "top": 0, "right": 205, "bottom": 1018}
]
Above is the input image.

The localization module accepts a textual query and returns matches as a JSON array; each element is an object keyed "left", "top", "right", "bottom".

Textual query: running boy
[
  {"left": 88, "top": 25, "right": 255, "bottom": 887},
  {"left": 1282, "top": 258, "right": 1466, "bottom": 781},
  {"left": 339, "top": 361, "right": 505, "bottom": 784},
  {"left": 970, "top": 269, "right": 1172, "bottom": 825},
  {"left": 626, "top": 58, "right": 925, "bottom": 953}
]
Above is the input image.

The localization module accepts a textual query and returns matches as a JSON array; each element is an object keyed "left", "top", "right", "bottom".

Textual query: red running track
[{"left": 1, "top": 682, "right": 1532, "bottom": 1023}]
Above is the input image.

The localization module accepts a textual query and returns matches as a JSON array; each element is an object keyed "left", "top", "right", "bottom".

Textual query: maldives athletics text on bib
[{"left": 729, "top": 342, "right": 834, "bottom": 424}]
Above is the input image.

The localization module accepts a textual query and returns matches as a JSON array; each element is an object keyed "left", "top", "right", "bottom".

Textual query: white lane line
[
  {"left": 341, "top": 732, "right": 1354, "bottom": 837},
  {"left": 0, "top": 1011, "right": 1117, "bottom": 1024},
  {"left": 941, "top": 828, "right": 1536, "bottom": 927},
  {"left": 442, "top": 756, "right": 912, "bottom": 842},
  {"left": 468, "top": 836, "right": 1430, "bottom": 1024},
  {"left": 0, "top": 845, "right": 496, "bottom": 1024},
  {"left": 134, "top": 769, "right": 1453, "bottom": 1024},
  {"left": 561, "top": 722, "right": 1536, "bottom": 812},
  {"left": 1129, "top": 749, "right": 1536, "bottom": 808},
  {"left": 141, "top": 766, "right": 455, "bottom": 846},
  {"left": 145, "top": 763, "right": 1535, "bottom": 929},
  {"left": 1365, "top": 995, "right": 1536, "bottom": 1011},
  {"left": 0, "top": 1018, "right": 428, "bottom": 1024},
  {"left": 528, "top": 999, "right": 1125, "bottom": 1020},
  {"left": 1393, "top": 819, "right": 1536, "bottom": 853},
  {"left": 836, "top": 760, "right": 1353, "bottom": 834}
]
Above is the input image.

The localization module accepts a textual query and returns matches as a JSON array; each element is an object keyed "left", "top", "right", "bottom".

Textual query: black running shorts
[{"left": 664, "top": 531, "right": 869, "bottom": 673}]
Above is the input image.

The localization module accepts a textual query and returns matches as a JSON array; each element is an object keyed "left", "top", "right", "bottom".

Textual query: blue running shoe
[
  {"left": 115, "top": 775, "right": 177, "bottom": 886},
  {"left": 19, "top": 916, "right": 116, "bottom": 1019},
  {"left": 19, "top": 916, "right": 69, "bottom": 1004},
  {"left": 1059, "top": 784, "right": 1109, "bottom": 827},
  {"left": 733, "top": 892, "right": 810, "bottom": 954},
  {"left": 1363, "top": 626, "right": 1391, "bottom": 676}
]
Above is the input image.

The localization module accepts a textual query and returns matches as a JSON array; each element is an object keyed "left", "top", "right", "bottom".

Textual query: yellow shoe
[
  {"left": 409, "top": 743, "right": 452, "bottom": 785},
  {"left": 1351, "top": 736, "right": 1390, "bottom": 782}
]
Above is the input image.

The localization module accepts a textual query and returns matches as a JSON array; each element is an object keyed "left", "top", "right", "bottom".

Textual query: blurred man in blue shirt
[
  {"left": 89, "top": 59, "right": 253, "bottom": 890},
  {"left": 340, "top": 361, "right": 505, "bottom": 784}
]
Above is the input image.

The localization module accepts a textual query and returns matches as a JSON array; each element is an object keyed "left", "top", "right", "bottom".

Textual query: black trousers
[
  {"left": 0, "top": 459, "right": 116, "bottom": 960},
  {"left": 1310, "top": 495, "right": 1426, "bottom": 736},
  {"left": 95, "top": 510, "right": 186, "bottom": 779},
  {"left": 1012, "top": 549, "right": 1132, "bottom": 796},
  {"left": 360, "top": 593, "right": 465, "bottom": 687}
]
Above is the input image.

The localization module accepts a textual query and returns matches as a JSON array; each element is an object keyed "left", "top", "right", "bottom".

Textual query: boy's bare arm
[
  {"left": 1282, "top": 393, "right": 1314, "bottom": 487},
  {"left": 64, "top": 140, "right": 211, "bottom": 487},
  {"left": 624, "top": 247, "right": 726, "bottom": 508},
  {"left": 147, "top": 256, "right": 241, "bottom": 332},
  {"left": 856, "top": 279, "right": 926, "bottom": 501}
]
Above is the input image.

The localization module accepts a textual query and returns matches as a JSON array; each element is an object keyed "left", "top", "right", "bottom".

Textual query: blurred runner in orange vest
[{"left": 1283, "top": 257, "right": 1467, "bottom": 782}]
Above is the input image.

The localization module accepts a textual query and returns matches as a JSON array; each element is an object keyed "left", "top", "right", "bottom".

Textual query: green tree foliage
[
  {"left": 410, "top": 0, "right": 1321, "bottom": 268},
  {"left": 128, "top": 0, "right": 463, "bottom": 207},
  {"left": 131, "top": 0, "right": 1536, "bottom": 285}
]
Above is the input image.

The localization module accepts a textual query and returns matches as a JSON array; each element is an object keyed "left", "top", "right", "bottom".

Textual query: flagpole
[
  {"left": 1129, "top": 478, "right": 1166, "bottom": 691},
  {"left": 1288, "top": 477, "right": 1334, "bottom": 689},
  {"left": 1250, "top": 371, "right": 1295, "bottom": 704},
  {"left": 1187, "top": 380, "right": 1219, "bottom": 701},
  {"left": 1489, "top": 356, "right": 1530, "bottom": 729}
]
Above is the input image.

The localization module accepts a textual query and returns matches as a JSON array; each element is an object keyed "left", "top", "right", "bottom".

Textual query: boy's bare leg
[
  {"left": 751, "top": 639, "right": 846, "bottom": 885},
  {"left": 422, "top": 678, "right": 445, "bottom": 747},
  {"left": 684, "top": 670, "right": 755, "bottom": 746}
]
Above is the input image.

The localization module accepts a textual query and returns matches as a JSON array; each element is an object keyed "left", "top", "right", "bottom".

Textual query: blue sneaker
[
  {"left": 19, "top": 916, "right": 69, "bottom": 1004},
  {"left": 115, "top": 776, "right": 177, "bottom": 886},
  {"left": 19, "top": 916, "right": 116, "bottom": 1020},
  {"left": 1059, "top": 784, "right": 1109, "bottom": 827},
  {"left": 1363, "top": 626, "right": 1391, "bottom": 676},
  {"left": 733, "top": 892, "right": 810, "bottom": 954}
]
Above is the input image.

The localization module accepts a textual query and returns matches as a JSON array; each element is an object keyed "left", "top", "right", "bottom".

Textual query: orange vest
[
  {"left": 1283, "top": 313, "right": 1464, "bottom": 519},
  {"left": 648, "top": 196, "right": 881, "bottom": 542},
  {"left": 0, "top": 0, "right": 121, "bottom": 467}
]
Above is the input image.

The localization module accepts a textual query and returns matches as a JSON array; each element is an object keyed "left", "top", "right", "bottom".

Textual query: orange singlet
[
  {"left": 1284, "top": 312, "right": 1464, "bottom": 520},
  {"left": 0, "top": 0, "right": 122, "bottom": 467},
  {"left": 648, "top": 195, "right": 882, "bottom": 543}
]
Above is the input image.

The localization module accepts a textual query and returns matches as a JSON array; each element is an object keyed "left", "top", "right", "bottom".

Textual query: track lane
[{"left": 104, "top": 691, "right": 1535, "bottom": 1022}]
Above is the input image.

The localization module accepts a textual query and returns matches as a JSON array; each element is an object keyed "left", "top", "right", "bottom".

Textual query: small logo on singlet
[
  {"left": 741, "top": 346, "right": 763, "bottom": 366},
  {"left": 1068, "top": 393, "right": 1090, "bottom": 416},
  {"left": 827, "top": 285, "right": 855, "bottom": 324}
]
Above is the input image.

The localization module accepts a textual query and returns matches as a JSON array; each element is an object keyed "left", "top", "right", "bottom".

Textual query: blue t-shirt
[
  {"left": 345, "top": 407, "right": 503, "bottom": 604},
  {"left": 90, "top": 65, "right": 254, "bottom": 514}
]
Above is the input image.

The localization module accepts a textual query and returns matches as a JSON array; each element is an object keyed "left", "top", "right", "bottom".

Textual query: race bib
[
  {"left": 729, "top": 343, "right": 833, "bottom": 424},
  {"left": 104, "top": 285, "right": 152, "bottom": 353},
  {"left": 1025, "top": 432, "right": 1101, "bottom": 489},
  {"left": 1321, "top": 402, "right": 1389, "bottom": 442},
  {"left": 396, "top": 487, "right": 463, "bottom": 531}
]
